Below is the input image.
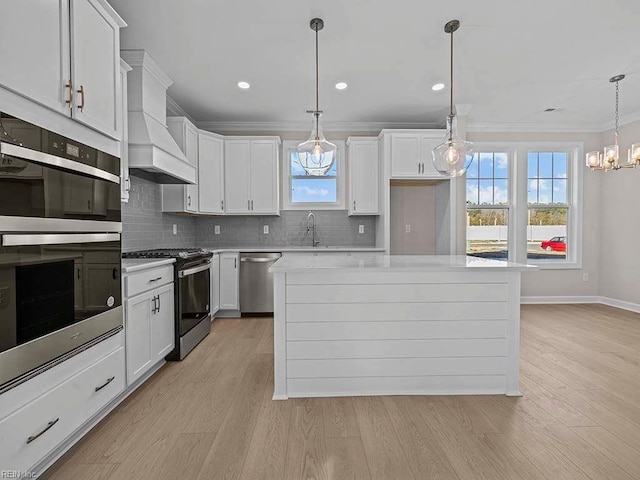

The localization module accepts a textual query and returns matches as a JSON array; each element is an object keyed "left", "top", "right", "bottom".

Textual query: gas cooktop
[{"left": 122, "top": 248, "right": 210, "bottom": 260}]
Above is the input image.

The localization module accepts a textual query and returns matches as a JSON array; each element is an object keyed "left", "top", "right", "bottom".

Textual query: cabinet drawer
[
  {"left": 0, "top": 347, "right": 125, "bottom": 472},
  {"left": 125, "top": 266, "right": 174, "bottom": 297}
]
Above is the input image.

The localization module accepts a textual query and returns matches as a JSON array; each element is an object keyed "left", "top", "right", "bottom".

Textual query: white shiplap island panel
[{"left": 270, "top": 254, "right": 536, "bottom": 399}]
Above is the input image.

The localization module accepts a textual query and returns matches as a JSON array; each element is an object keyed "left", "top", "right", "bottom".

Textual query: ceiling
[{"left": 110, "top": 0, "right": 640, "bottom": 131}]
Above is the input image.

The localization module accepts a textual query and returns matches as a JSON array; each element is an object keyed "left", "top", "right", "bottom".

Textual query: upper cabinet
[
  {"left": 198, "top": 131, "right": 225, "bottom": 214},
  {"left": 224, "top": 137, "right": 280, "bottom": 215},
  {"left": 347, "top": 137, "right": 379, "bottom": 215},
  {"left": 119, "top": 59, "right": 132, "bottom": 202},
  {"left": 389, "top": 132, "right": 445, "bottom": 179},
  {"left": 162, "top": 117, "right": 200, "bottom": 213},
  {"left": 0, "top": 0, "right": 125, "bottom": 140}
]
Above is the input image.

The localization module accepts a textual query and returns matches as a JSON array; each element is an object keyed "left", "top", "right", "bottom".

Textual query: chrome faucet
[{"left": 307, "top": 212, "right": 320, "bottom": 247}]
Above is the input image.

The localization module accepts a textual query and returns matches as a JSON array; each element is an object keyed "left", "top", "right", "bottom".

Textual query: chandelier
[
  {"left": 432, "top": 20, "right": 474, "bottom": 177},
  {"left": 297, "top": 18, "right": 337, "bottom": 176},
  {"left": 586, "top": 75, "right": 640, "bottom": 171}
]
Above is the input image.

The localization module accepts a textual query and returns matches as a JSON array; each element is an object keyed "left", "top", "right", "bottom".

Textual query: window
[
  {"left": 282, "top": 140, "right": 345, "bottom": 210},
  {"left": 527, "top": 152, "right": 569, "bottom": 260},
  {"left": 466, "top": 152, "right": 511, "bottom": 259}
]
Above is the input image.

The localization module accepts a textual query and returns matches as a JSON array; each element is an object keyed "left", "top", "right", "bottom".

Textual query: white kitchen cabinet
[
  {"left": 224, "top": 137, "right": 280, "bottom": 215},
  {"left": 120, "top": 59, "right": 132, "bottom": 202},
  {"left": 163, "top": 117, "right": 200, "bottom": 213},
  {"left": 124, "top": 267, "right": 175, "bottom": 386},
  {"left": 0, "top": 1, "right": 125, "bottom": 140},
  {"left": 210, "top": 254, "right": 220, "bottom": 316},
  {"left": 198, "top": 131, "right": 225, "bottom": 214},
  {"left": 390, "top": 132, "right": 445, "bottom": 179},
  {"left": 347, "top": 137, "right": 379, "bottom": 215},
  {"left": 219, "top": 253, "right": 239, "bottom": 311}
]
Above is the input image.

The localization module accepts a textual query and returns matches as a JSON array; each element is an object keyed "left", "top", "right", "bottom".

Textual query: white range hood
[{"left": 121, "top": 50, "right": 195, "bottom": 184}]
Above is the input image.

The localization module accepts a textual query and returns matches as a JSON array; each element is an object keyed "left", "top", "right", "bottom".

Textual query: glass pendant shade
[
  {"left": 585, "top": 151, "right": 601, "bottom": 168},
  {"left": 297, "top": 114, "right": 337, "bottom": 176},
  {"left": 603, "top": 144, "right": 619, "bottom": 169},
  {"left": 432, "top": 115, "right": 473, "bottom": 177},
  {"left": 629, "top": 143, "right": 640, "bottom": 163}
]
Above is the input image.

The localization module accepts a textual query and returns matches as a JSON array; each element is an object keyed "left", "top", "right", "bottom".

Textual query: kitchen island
[{"left": 270, "top": 254, "right": 535, "bottom": 399}]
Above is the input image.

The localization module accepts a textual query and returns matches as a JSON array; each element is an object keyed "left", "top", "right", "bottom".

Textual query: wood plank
[
  {"left": 353, "top": 397, "right": 415, "bottom": 480},
  {"left": 571, "top": 426, "right": 640, "bottom": 479},
  {"left": 287, "top": 320, "right": 507, "bottom": 341},
  {"left": 283, "top": 406, "right": 329, "bottom": 480},
  {"left": 325, "top": 437, "right": 372, "bottom": 480},
  {"left": 286, "top": 283, "right": 508, "bottom": 304},
  {"left": 322, "top": 397, "right": 361, "bottom": 438}
]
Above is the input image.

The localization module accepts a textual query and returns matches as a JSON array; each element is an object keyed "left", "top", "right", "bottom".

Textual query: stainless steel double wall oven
[{"left": 0, "top": 112, "right": 123, "bottom": 392}]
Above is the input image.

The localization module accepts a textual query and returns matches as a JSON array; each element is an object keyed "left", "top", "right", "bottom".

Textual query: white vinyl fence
[{"left": 467, "top": 225, "right": 566, "bottom": 242}]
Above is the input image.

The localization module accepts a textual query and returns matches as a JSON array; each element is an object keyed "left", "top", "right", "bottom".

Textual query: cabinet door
[
  {"left": 125, "top": 292, "right": 153, "bottom": 385},
  {"left": 210, "top": 255, "right": 220, "bottom": 316},
  {"left": 199, "top": 133, "right": 224, "bottom": 214},
  {"left": 420, "top": 136, "right": 444, "bottom": 178},
  {"left": 184, "top": 122, "right": 199, "bottom": 212},
  {"left": 70, "top": 0, "right": 121, "bottom": 139},
  {"left": 219, "top": 253, "right": 239, "bottom": 310},
  {"left": 83, "top": 263, "right": 120, "bottom": 311},
  {"left": 349, "top": 141, "right": 379, "bottom": 215},
  {"left": 249, "top": 141, "right": 279, "bottom": 214},
  {"left": 151, "top": 284, "right": 175, "bottom": 361},
  {"left": 120, "top": 60, "right": 131, "bottom": 202},
  {"left": 390, "top": 135, "right": 421, "bottom": 177},
  {"left": 0, "top": 0, "right": 71, "bottom": 115},
  {"left": 224, "top": 141, "right": 251, "bottom": 213}
]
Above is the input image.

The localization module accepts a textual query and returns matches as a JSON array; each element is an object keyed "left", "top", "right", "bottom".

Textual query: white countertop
[
  {"left": 206, "top": 247, "right": 385, "bottom": 254},
  {"left": 269, "top": 254, "right": 537, "bottom": 273},
  {"left": 121, "top": 258, "right": 176, "bottom": 273}
]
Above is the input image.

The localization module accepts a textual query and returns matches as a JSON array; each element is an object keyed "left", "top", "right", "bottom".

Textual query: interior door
[
  {"left": 198, "top": 133, "right": 224, "bottom": 214},
  {"left": 0, "top": 0, "right": 71, "bottom": 115},
  {"left": 70, "top": 0, "right": 121, "bottom": 138},
  {"left": 224, "top": 141, "right": 250, "bottom": 213},
  {"left": 249, "top": 141, "right": 278, "bottom": 214}
]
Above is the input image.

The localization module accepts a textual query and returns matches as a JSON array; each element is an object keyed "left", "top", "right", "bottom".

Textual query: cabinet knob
[{"left": 187, "top": 195, "right": 191, "bottom": 206}]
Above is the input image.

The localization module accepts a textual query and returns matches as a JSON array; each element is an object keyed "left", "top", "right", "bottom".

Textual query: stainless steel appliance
[
  {"left": 0, "top": 112, "right": 123, "bottom": 393},
  {"left": 239, "top": 252, "right": 282, "bottom": 314},
  {"left": 122, "top": 249, "right": 212, "bottom": 359}
]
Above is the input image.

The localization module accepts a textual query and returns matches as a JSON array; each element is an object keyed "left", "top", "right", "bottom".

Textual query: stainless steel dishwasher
[{"left": 239, "top": 252, "right": 282, "bottom": 313}]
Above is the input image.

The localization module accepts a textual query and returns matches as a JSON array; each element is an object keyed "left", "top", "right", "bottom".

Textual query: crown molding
[
  {"left": 121, "top": 49, "right": 173, "bottom": 89},
  {"left": 166, "top": 95, "right": 196, "bottom": 124},
  {"left": 196, "top": 120, "right": 440, "bottom": 134},
  {"left": 466, "top": 122, "right": 601, "bottom": 134},
  {"left": 598, "top": 109, "right": 640, "bottom": 132}
]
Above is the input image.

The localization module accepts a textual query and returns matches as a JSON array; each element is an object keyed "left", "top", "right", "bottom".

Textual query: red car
[{"left": 541, "top": 236, "right": 566, "bottom": 252}]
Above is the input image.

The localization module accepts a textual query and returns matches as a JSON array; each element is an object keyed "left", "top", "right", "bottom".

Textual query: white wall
[
  {"left": 598, "top": 119, "right": 640, "bottom": 305},
  {"left": 467, "top": 130, "right": 602, "bottom": 298}
]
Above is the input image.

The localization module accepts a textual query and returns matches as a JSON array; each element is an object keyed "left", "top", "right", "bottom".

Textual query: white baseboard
[{"left": 521, "top": 295, "right": 640, "bottom": 314}]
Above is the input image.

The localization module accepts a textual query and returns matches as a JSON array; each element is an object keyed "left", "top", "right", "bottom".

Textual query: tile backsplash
[
  {"left": 196, "top": 211, "right": 376, "bottom": 249},
  {"left": 123, "top": 176, "right": 377, "bottom": 251},
  {"left": 122, "top": 175, "right": 197, "bottom": 252}
]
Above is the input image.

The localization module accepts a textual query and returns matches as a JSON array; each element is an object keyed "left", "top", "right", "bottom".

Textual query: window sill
[
  {"left": 526, "top": 261, "right": 582, "bottom": 270},
  {"left": 282, "top": 205, "right": 346, "bottom": 211}
]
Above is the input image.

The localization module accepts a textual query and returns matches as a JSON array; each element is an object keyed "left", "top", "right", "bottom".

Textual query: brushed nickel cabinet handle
[
  {"left": 77, "top": 85, "right": 85, "bottom": 111},
  {"left": 95, "top": 376, "right": 115, "bottom": 392},
  {"left": 65, "top": 80, "right": 73, "bottom": 109},
  {"left": 27, "top": 418, "right": 59, "bottom": 444}
]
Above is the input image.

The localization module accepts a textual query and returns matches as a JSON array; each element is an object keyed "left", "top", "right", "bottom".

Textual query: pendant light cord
[
  {"left": 615, "top": 80, "right": 619, "bottom": 146},
  {"left": 450, "top": 28, "right": 454, "bottom": 117},
  {"left": 315, "top": 25, "right": 320, "bottom": 140}
]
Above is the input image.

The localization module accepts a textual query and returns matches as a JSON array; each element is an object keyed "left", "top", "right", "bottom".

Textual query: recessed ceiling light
[
  {"left": 432, "top": 83, "right": 445, "bottom": 91},
  {"left": 237, "top": 81, "right": 250, "bottom": 89},
  {"left": 335, "top": 82, "right": 348, "bottom": 90}
]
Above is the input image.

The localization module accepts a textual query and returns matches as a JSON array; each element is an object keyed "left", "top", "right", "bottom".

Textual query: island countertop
[{"left": 269, "top": 254, "right": 537, "bottom": 273}]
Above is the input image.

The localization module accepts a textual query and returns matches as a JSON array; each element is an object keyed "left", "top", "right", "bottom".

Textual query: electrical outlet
[
  {"left": 405, "top": 224, "right": 411, "bottom": 233},
  {"left": 263, "top": 225, "right": 269, "bottom": 235},
  {"left": 583, "top": 273, "right": 589, "bottom": 282},
  {"left": 214, "top": 225, "right": 221, "bottom": 235},
  {"left": 359, "top": 225, "right": 364, "bottom": 234},
  {"left": 172, "top": 224, "right": 177, "bottom": 235}
]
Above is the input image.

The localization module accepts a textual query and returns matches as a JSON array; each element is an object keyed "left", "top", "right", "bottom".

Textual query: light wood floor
[{"left": 43, "top": 304, "right": 640, "bottom": 480}]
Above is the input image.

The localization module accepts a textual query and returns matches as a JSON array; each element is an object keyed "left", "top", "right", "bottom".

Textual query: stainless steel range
[{"left": 122, "top": 248, "right": 212, "bottom": 360}]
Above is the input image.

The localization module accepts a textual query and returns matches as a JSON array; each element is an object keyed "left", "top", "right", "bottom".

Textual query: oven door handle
[
  {"left": 240, "top": 257, "right": 280, "bottom": 263},
  {"left": 0, "top": 142, "right": 120, "bottom": 184},
  {"left": 1, "top": 233, "right": 120, "bottom": 247},
  {"left": 178, "top": 262, "right": 211, "bottom": 278}
]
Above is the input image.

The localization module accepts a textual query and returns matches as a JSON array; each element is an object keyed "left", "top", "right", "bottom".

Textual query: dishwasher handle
[{"left": 240, "top": 257, "right": 280, "bottom": 263}]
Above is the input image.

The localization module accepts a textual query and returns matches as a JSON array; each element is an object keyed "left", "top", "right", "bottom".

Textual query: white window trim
[
  {"left": 471, "top": 142, "right": 583, "bottom": 270},
  {"left": 281, "top": 140, "right": 346, "bottom": 210}
]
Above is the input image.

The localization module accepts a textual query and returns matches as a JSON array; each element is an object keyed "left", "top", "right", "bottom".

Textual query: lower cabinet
[
  {"left": 219, "top": 253, "right": 239, "bottom": 311},
  {"left": 0, "top": 335, "right": 125, "bottom": 472},
  {"left": 125, "top": 282, "right": 174, "bottom": 386},
  {"left": 210, "top": 254, "right": 220, "bottom": 316}
]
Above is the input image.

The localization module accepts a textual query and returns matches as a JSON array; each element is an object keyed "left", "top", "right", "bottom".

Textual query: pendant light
[
  {"left": 586, "top": 75, "right": 640, "bottom": 171},
  {"left": 297, "top": 18, "right": 337, "bottom": 176},
  {"left": 432, "top": 20, "right": 474, "bottom": 177}
]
